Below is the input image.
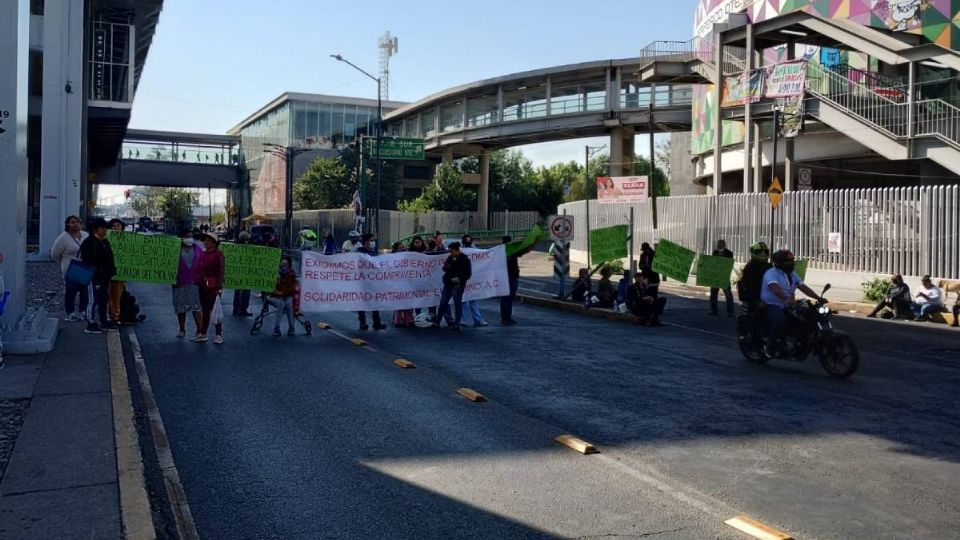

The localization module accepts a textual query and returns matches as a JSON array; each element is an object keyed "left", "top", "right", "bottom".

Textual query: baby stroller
[{"left": 250, "top": 285, "right": 313, "bottom": 336}]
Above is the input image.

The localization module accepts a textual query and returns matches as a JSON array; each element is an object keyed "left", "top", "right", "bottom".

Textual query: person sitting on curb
[
  {"left": 626, "top": 269, "right": 666, "bottom": 326},
  {"left": 912, "top": 275, "right": 944, "bottom": 322},
  {"left": 867, "top": 274, "right": 912, "bottom": 320},
  {"left": 596, "top": 266, "right": 616, "bottom": 308},
  {"left": 616, "top": 270, "right": 631, "bottom": 311},
  {"left": 952, "top": 294, "right": 959, "bottom": 328},
  {"left": 570, "top": 268, "right": 591, "bottom": 304}
]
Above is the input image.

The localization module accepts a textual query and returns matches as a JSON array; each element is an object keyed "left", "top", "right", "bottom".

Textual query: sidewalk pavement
[{"left": 0, "top": 321, "right": 122, "bottom": 539}]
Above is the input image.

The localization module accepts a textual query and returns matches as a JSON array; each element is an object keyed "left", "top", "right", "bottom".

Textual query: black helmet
[{"left": 771, "top": 249, "right": 795, "bottom": 268}]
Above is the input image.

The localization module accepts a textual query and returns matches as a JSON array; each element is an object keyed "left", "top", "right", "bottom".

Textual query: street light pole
[{"left": 263, "top": 143, "right": 305, "bottom": 249}]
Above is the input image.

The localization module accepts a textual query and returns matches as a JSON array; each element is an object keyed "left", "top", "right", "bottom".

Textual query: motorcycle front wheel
[{"left": 818, "top": 335, "right": 859, "bottom": 379}]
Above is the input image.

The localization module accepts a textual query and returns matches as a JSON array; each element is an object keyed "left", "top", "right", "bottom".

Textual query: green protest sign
[
  {"left": 696, "top": 254, "right": 735, "bottom": 289},
  {"left": 651, "top": 239, "right": 696, "bottom": 283},
  {"left": 108, "top": 231, "right": 179, "bottom": 284},
  {"left": 795, "top": 259, "right": 809, "bottom": 281},
  {"left": 505, "top": 224, "right": 548, "bottom": 258},
  {"left": 222, "top": 242, "right": 282, "bottom": 291},
  {"left": 589, "top": 225, "right": 628, "bottom": 265}
]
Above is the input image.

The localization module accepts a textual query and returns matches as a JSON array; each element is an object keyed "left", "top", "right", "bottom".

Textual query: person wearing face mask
[
  {"left": 458, "top": 234, "right": 488, "bottom": 326},
  {"left": 50, "top": 215, "right": 89, "bottom": 322},
  {"left": 761, "top": 249, "right": 824, "bottom": 356},
  {"left": 173, "top": 230, "right": 203, "bottom": 339},
  {"left": 195, "top": 233, "right": 225, "bottom": 343},
  {"left": 267, "top": 255, "right": 299, "bottom": 337},
  {"left": 356, "top": 233, "right": 386, "bottom": 330},
  {"left": 80, "top": 218, "right": 118, "bottom": 334},
  {"left": 867, "top": 273, "right": 912, "bottom": 320},
  {"left": 342, "top": 230, "right": 361, "bottom": 254},
  {"left": 107, "top": 219, "right": 127, "bottom": 325}
]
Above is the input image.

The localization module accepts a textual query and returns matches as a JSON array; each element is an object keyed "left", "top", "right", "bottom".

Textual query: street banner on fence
[
  {"left": 721, "top": 69, "right": 765, "bottom": 107},
  {"left": 108, "top": 231, "right": 179, "bottom": 284},
  {"left": 299, "top": 246, "right": 510, "bottom": 312},
  {"left": 505, "top": 224, "right": 548, "bottom": 257},
  {"left": 795, "top": 259, "right": 809, "bottom": 281},
  {"left": 222, "top": 242, "right": 282, "bottom": 291},
  {"left": 589, "top": 225, "right": 628, "bottom": 265},
  {"left": 828, "top": 232, "right": 842, "bottom": 254},
  {"left": 695, "top": 254, "right": 735, "bottom": 289},
  {"left": 651, "top": 239, "right": 696, "bottom": 283},
  {"left": 596, "top": 176, "right": 649, "bottom": 203},
  {"left": 764, "top": 61, "right": 807, "bottom": 98}
]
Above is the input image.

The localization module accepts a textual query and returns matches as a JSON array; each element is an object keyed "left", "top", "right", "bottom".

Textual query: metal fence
[{"left": 558, "top": 186, "right": 960, "bottom": 280}]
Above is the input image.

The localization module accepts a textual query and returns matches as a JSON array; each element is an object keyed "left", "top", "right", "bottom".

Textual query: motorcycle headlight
[{"left": 818, "top": 306, "right": 830, "bottom": 315}]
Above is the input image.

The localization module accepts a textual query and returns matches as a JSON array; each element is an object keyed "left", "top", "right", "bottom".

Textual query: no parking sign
[{"left": 548, "top": 215, "right": 575, "bottom": 243}]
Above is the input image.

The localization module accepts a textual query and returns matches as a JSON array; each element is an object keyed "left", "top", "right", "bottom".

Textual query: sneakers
[
  {"left": 102, "top": 322, "right": 119, "bottom": 332},
  {"left": 287, "top": 327, "right": 295, "bottom": 336},
  {"left": 191, "top": 334, "right": 208, "bottom": 342},
  {"left": 213, "top": 335, "right": 224, "bottom": 345},
  {"left": 273, "top": 328, "right": 282, "bottom": 337},
  {"left": 501, "top": 319, "right": 517, "bottom": 326},
  {"left": 85, "top": 323, "right": 103, "bottom": 334},
  {"left": 474, "top": 320, "right": 489, "bottom": 327},
  {"left": 176, "top": 330, "right": 186, "bottom": 338},
  {"left": 64, "top": 313, "right": 80, "bottom": 322}
]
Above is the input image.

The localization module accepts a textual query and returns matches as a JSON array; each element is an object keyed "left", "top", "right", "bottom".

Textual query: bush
[
  {"left": 601, "top": 260, "right": 625, "bottom": 275},
  {"left": 862, "top": 277, "right": 891, "bottom": 303}
]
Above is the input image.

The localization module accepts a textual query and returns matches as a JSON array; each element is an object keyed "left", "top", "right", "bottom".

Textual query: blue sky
[{"left": 129, "top": 0, "right": 701, "bottom": 167}]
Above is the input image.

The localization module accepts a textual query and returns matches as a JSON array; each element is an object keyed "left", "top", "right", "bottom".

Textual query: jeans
[
  {"left": 267, "top": 296, "right": 295, "bottom": 331},
  {"left": 64, "top": 278, "right": 89, "bottom": 316},
  {"left": 198, "top": 287, "right": 219, "bottom": 335},
  {"left": 766, "top": 305, "right": 789, "bottom": 343},
  {"left": 91, "top": 278, "right": 110, "bottom": 325},
  {"left": 232, "top": 289, "right": 251, "bottom": 314},
  {"left": 459, "top": 300, "right": 485, "bottom": 325},
  {"left": 435, "top": 285, "right": 465, "bottom": 327},
  {"left": 710, "top": 286, "right": 734, "bottom": 315},
  {"left": 500, "top": 278, "right": 519, "bottom": 321},
  {"left": 913, "top": 302, "right": 941, "bottom": 319}
]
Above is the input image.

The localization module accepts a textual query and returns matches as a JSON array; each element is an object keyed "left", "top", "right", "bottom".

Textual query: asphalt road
[{"left": 123, "top": 279, "right": 960, "bottom": 540}]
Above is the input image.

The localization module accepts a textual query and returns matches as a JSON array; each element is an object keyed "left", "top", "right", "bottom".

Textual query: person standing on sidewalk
[
  {"left": 195, "top": 233, "right": 225, "bottom": 343},
  {"left": 50, "top": 215, "right": 89, "bottom": 322},
  {"left": 107, "top": 219, "right": 127, "bottom": 325},
  {"left": 80, "top": 218, "right": 117, "bottom": 334},
  {"left": 356, "top": 233, "right": 386, "bottom": 330},
  {"left": 432, "top": 242, "right": 472, "bottom": 331},
  {"left": 709, "top": 239, "right": 735, "bottom": 317},
  {"left": 458, "top": 235, "right": 488, "bottom": 327},
  {"left": 232, "top": 231, "right": 253, "bottom": 316}
]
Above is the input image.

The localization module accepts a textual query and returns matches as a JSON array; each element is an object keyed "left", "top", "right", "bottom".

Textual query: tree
[
  {"left": 156, "top": 188, "right": 199, "bottom": 223},
  {"left": 212, "top": 211, "right": 227, "bottom": 226},
  {"left": 293, "top": 157, "right": 352, "bottom": 209},
  {"left": 397, "top": 164, "right": 475, "bottom": 212},
  {"left": 129, "top": 186, "right": 166, "bottom": 217},
  {"left": 655, "top": 137, "right": 672, "bottom": 181}
]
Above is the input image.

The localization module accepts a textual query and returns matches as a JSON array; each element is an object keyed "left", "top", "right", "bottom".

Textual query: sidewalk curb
[{"left": 107, "top": 331, "right": 157, "bottom": 540}]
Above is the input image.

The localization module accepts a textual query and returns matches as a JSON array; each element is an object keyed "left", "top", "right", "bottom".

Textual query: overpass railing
[{"left": 558, "top": 186, "right": 960, "bottom": 280}]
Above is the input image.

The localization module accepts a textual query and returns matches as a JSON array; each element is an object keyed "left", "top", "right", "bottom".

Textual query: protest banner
[
  {"left": 795, "top": 259, "right": 809, "bottom": 281},
  {"left": 299, "top": 246, "right": 510, "bottom": 312},
  {"left": 776, "top": 95, "right": 804, "bottom": 138},
  {"left": 589, "top": 225, "right": 628, "bottom": 265},
  {"left": 764, "top": 61, "right": 806, "bottom": 98},
  {"left": 222, "top": 242, "right": 282, "bottom": 291},
  {"left": 596, "top": 176, "right": 649, "bottom": 203},
  {"left": 696, "top": 254, "right": 735, "bottom": 289},
  {"left": 720, "top": 69, "right": 764, "bottom": 107},
  {"left": 108, "top": 231, "right": 179, "bottom": 284},
  {"left": 651, "top": 239, "right": 696, "bottom": 283},
  {"left": 505, "top": 224, "right": 548, "bottom": 257}
]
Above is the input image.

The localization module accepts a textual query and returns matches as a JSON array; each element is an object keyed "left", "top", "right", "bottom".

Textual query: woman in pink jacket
[
  {"left": 195, "top": 232, "right": 225, "bottom": 343},
  {"left": 173, "top": 230, "right": 203, "bottom": 339}
]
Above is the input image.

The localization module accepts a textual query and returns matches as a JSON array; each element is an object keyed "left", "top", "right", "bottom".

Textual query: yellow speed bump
[
  {"left": 554, "top": 434, "right": 599, "bottom": 455},
  {"left": 350, "top": 338, "right": 368, "bottom": 346},
  {"left": 393, "top": 359, "right": 416, "bottom": 369},
  {"left": 457, "top": 388, "right": 486, "bottom": 402},
  {"left": 724, "top": 515, "right": 793, "bottom": 540},
  {"left": 316, "top": 322, "right": 331, "bottom": 329}
]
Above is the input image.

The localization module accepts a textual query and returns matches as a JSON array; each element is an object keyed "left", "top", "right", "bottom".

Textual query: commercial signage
[
  {"left": 108, "top": 231, "right": 180, "bottom": 284},
  {"left": 299, "top": 246, "right": 510, "bottom": 312},
  {"left": 721, "top": 69, "right": 765, "bottom": 107},
  {"left": 596, "top": 176, "right": 649, "bottom": 204},
  {"left": 365, "top": 137, "right": 425, "bottom": 160},
  {"left": 651, "top": 239, "right": 697, "bottom": 283},
  {"left": 589, "top": 225, "right": 629, "bottom": 265}
]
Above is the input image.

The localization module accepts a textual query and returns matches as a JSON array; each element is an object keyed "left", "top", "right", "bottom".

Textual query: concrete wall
[{"left": 668, "top": 133, "right": 706, "bottom": 196}]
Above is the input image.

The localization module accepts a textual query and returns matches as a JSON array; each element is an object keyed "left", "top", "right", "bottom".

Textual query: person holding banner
[
  {"left": 459, "top": 235, "right": 489, "bottom": 327},
  {"left": 709, "top": 239, "right": 735, "bottom": 317},
  {"left": 356, "top": 234, "right": 387, "bottom": 331},
  {"left": 194, "top": 233, "right": 225, "bottom": 343},
  {"left": 431, "top": 242, "right": 471, "bottom": 331},
  {"left": 173, "top": 231, "right": 203, "bottom": 338},
  {"left": 232, "top": 231, "right": 254, "bottom": 317},
  {"left": 107, "top": 219, "right": 127, "bottom": 325}
]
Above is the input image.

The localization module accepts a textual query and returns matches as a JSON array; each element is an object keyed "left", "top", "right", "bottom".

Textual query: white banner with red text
[{"left": 299, "top": 246, "right": 510, "bottom": 312}]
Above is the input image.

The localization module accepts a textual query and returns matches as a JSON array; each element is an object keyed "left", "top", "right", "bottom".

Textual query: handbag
[{"left": 65, "top": 259, "right": 95, "bottom": 286}]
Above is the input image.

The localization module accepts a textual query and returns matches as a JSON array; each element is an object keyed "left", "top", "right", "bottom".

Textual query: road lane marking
[
  {"left": 351, "top": 338, "right": 369, "bottom": 346},
  {"left": 316, "top": 322, "right": 331, "bottom": 329},
  {"left": 128, "top": 329, "right": 200, "bottom": 540},
  {"left": 725, "top": 515, "right": 794, "bottom": 540},
  {"left": 554, "top": 434, "right": 599, "bottom": 454},
  {"left": 107, "top": 331, "right": 156, "bottom": 539},
  {"left": 393, "top": 359, "right": 416, "bottom": 369},
  {"left": 457, "top": 388, "right": 486, "bottom": 402}
]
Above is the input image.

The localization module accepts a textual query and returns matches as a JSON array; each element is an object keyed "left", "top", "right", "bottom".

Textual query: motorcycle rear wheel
[
  {"left": 818, "top": 335, "right": 859, "bottom": 379},
  {"left": 738, "top": 333, "right": 769, "bottom": 364}
]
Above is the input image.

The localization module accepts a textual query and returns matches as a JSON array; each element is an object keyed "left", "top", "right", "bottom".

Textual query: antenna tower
[{"left": 377, "top": 31, "right": 398, "bottom": 101}]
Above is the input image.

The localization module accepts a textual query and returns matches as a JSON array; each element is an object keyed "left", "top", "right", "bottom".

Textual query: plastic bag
[{"left": 211, "top": 294, "right": 224, "bottom": 324}]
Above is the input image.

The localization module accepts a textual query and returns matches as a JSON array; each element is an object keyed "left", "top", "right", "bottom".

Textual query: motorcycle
[{"left": 736, "top": 284, "right": 860, "bottom": 379}]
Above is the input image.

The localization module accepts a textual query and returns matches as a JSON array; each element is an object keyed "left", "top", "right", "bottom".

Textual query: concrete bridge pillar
[
  {"left": 442, "top": 146, "right": 454, "bottom": 167},
  {"left": 477, "top": 151, "right": 490, "bottom": 229},
  {"left": 609, "top": 126, "right": 635, "bottom": 177},
  {"left": 0, "top": 0, "right": 29, "bottom": 327}
]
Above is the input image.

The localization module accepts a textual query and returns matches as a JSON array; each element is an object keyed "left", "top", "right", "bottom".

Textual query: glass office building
[{"left": 229, "top": 93, "right": 407, "bottom": 214}]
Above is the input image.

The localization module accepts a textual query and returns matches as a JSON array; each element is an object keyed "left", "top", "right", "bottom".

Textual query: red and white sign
[
  {"left": 596, "top": 176, "right": 649, "bottom": 204},
  {"left": 548, "top": 215, "right": 575, "bottom": 242},
  {"left": 299, "top": 246, "right": 510, "bottom": 312}
]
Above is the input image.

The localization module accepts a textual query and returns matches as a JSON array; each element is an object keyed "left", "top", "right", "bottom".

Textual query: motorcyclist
[
  {"left": 298, "top": 226, "right": 318, "bottom": 251},
  {"left": 760, "top": 249, "right": 824, "bottom": 356},
  {"left": 737, "top": 241, "right": 771, "bottom": 309}
]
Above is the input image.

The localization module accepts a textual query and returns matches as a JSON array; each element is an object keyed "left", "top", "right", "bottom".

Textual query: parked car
[{"left": 248, "top": 224, "right": 277, "bottom": 245}]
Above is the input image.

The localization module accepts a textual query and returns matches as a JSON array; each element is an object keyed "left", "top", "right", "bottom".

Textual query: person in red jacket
[{"left": 194, "top": 233, "right": 225, "bottom": 343}]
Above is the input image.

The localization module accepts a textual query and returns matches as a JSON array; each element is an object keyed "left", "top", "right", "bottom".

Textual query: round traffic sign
[{"left": 549, "top": 215, "right": 574, "bottom": 241}]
